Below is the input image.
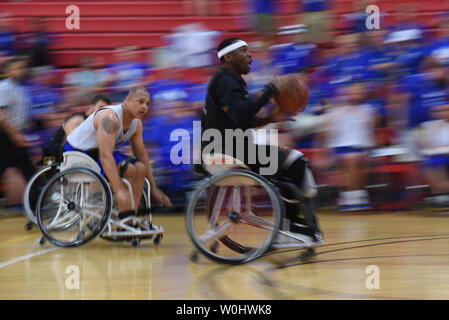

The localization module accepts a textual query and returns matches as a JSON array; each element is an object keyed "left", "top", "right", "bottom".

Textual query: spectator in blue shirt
[
  {"left": 107, "top": 45, "right": 149, "bottom": 101},
  {"left": 17, "top": 17, "right": 54, "bottom": 67},
  {"left": 361, "top": 30, "right": 395, "bottom": 83},
  {"left": 27, "top": 66, "right": 63, "bottom": 128},
  {"left": 300, "top": 0, "right": 332, "bottom": 45},
  {"left": 427, "top": 15, "right": 449, "bottom": 67},
  {"left": 396, "top": 57, "right": 449, "bottom": 161},
  {"left": 0, "top": 12, "right": 16, "bottom": 58},
  {"left": 384, "top": 28, "right": 427, "bottom": 78},
  {"left": 270, "top": 24, "right": 318, "bottom": 76},
  {"left": 251, "top": 0, "right": 278, "bottom": 46},
  {"left": 324, "top": 33, "right": 367, "bottom": 96}
]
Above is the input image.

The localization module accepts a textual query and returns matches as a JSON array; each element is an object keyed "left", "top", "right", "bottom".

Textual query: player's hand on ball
[
  {"left": 268, "top": 102, "right": 295, "bottom": 124},
  {"left": 269, "top": 77, "right": 282, "bottom": 96},
  {"left": 152, "top": 187, "right": 173, "bottom": 208}
]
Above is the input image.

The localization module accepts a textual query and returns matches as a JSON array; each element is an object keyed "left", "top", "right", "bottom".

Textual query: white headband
[{"left": 217, "top": 40, "right": 248, "bottom": 59}]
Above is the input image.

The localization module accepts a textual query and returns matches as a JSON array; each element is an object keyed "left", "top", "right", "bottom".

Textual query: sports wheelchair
[
  {"left": 185, "top": 152, "right": 323, "bottom": 265},
  {"left": 23, "top": 151, "right": 164, "bottom": 247}
]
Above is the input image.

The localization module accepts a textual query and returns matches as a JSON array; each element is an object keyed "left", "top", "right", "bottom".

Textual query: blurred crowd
[{"left": 1, "top": 0, "right": 449, "bottom": 212}]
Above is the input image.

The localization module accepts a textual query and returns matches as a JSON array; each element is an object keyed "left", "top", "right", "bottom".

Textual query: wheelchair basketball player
[
  {"left": 200, "top": 38, "right": 323, "bottom": 248},
  {"left": 64, "top": 86, "right": 172, "bottom": 218}
]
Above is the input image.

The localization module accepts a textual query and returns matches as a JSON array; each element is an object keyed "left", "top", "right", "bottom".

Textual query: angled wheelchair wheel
[
  {"left": 23, "top": 165, "right": 60, "bottom": 224},
  {"left": 185, "top": 169, "right": 283, "bottom": 264},
  {"left": 36, "top": 168, "right": 113, "bottom": 247}
]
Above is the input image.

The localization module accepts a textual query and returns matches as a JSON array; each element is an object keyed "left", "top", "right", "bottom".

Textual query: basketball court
[{"left": 1, "top": 209, "right": 449, "bottom": 300}]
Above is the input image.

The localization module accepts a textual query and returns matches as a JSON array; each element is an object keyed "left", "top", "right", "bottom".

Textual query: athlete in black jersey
[
  {"left": 201, "top": 38, "right": 323, "bottom": 245},
  {"left": 43, "top": 94, "right": 111, "bottom": 164}
]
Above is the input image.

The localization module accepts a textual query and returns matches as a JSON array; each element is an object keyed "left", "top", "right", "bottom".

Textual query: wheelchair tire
[
  {"left": 36, "top": 167, "right": 113, "bottom": 247},
  {"left": 23, "top": 165, "right": 60, "bottom": 224},
  {"left": 185, "top": 169, "right": 283, "bottom": 265}
]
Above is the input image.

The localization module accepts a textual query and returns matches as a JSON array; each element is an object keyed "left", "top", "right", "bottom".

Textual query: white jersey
[
  {"left": 326, "top": 104, "right": 376, "bottom": 149},
  {"left": 67, "top": 104, "right": 138, "bottom": 151},
  {"left": 420, "top": 119, "right": 449, "bottom": 148}
]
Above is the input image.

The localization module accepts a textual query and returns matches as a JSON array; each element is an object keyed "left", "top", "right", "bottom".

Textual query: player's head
[
  {"left": 5, "top": 56, "right": 28, "bottom": 81},
  {"left": 346, "top": 81, "right": 366, "bottom": 105},
  {"left": 86, "top": 94, "right": 111, "bottom": 116},
  {"left": 124, "top": 86, "right": 150, "bottom": 119},
  {"left": 217, "top": 38, "right": 252, "bottom": 75},
  {"left": 92, "top": 94, "right": 111, "bottom": 109}
]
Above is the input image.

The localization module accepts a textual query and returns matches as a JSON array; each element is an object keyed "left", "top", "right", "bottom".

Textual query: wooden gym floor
[{"left": 1, "top": 209, "right": 449, "bottom": 300}]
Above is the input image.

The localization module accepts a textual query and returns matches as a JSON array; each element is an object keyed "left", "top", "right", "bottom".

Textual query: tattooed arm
[{"left": 94, "top": 109, "right": 132, "bottom": 212}]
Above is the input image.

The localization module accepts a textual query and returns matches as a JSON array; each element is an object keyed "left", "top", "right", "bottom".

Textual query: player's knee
[
  {"left": 283, "top": 151, "right": 317, "bottom": 198},
  {"left": 122, "top": 163, "right": 136, "bottom": 179},
  {"left": 134, "top": 161, "right": 146, "bottom": 175}
]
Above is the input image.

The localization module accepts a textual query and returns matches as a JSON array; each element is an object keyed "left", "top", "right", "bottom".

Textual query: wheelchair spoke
[
  {"left": 46, "top": 184, "right": 67, "bottom": 228},
  {"left": 47, "top": 209, "right": 78, "bottom": 229},
  {"left": 198, "top": 220, "right": 233, "bottom": 243},
  {"left": 245, "top": 186, "right": 252, "bottom": 213},
  {"left": 239, "top": 211, "right": 276, "bottom": 229},
  {"left": 231, "top": 186, "right": 241, "bottom": 213},
  {"left": 238, "top": 216, "right": 274, "bottom": 232},
  {"left": 40, "top": 202, "right": 60, "bottom": 211},
  {"left": 209, "top": 187, "right": 226, "bottom": 228}
]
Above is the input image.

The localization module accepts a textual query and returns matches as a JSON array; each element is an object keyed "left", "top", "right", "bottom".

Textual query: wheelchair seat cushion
[
  {"left": 60, "top": 151, "right": 102, "bottom": 173},
  {"left": 202, "top": 153, "right": 250, "bottom": 175}
]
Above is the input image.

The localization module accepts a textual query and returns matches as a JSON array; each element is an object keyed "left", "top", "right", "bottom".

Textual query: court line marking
[
  {"left": 264, "top": 232, "right": 449, "bottom": 257},
  {"left": 0, "top": 247, "right": 59, "bottom": 269},
  {"left": 263, "top": 253, "right": 449, "bottom": 300},
  {"left": 267, "top": 235, "right": 449, "bottom": 270}
]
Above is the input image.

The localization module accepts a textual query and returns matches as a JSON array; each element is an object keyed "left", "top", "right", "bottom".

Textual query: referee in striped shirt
[{"left": 0, "top": 56, "right": 36, "bottom": 182}]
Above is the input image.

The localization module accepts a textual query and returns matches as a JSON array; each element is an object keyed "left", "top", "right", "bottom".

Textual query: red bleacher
[
  {"left": 0, "top": 0, "right": 446, "bottom": 73},
  {"left": 7, "top": 16, "right": 249, "bottom": 33}
]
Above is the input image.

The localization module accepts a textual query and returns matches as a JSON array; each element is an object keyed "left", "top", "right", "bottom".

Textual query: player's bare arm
[
  {"left": 63, "top": 115, "right": 85, "bottom": 136},
  {"left": 95, "top": 110, "right": 125, "bottom": 191},
  {"left": 130, "top": 120, "right": 172, "bottom": 207}
]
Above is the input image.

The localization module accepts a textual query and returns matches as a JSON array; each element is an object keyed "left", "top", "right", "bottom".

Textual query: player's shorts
[
  {"left": 334, "top": 146, "right": 366, "bottom": 155},
  {"left": 64, "top": 142, "right": 131, "bottom": 177},
  {"left": 424, "top": 155, "right": 449, "bottom": 168}
]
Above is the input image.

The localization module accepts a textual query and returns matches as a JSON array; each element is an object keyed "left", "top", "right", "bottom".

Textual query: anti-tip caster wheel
[
  {"left": 25, "top": 222, "right": 34, "bottom": 231},
  {"left": 298, "top": 248, "right": 315, "bottom": 261},
  {"left": 153, "top": 234, "right": 162, "bottom": 245},
  {"left": 39, "top": 236, "right": 47, "bottom": 246},
  {"left": 210, "top": 241, "right": 219, "bottom": 253},
  {"left": 131, "top": 238, "right": 141, "bottom": 247},
  {"left": 190, "top": 250, "right": 199, "bottom": 263}
]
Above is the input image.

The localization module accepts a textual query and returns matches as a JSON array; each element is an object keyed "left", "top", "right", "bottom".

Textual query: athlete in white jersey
[{"left": 65, "top": 86, "right": 172, "bottom": 214}]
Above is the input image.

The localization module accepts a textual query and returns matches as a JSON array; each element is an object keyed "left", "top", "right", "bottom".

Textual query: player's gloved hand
[
  {"left": 152, "top": 187, "right": 173, "bottom": 208},
  {"left": 268, "top": 77, "right": 282, "bottom": 96}
]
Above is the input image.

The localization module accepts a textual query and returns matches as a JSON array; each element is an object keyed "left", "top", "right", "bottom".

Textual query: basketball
[{"left": 274, "top": 74, "right": 309, "bottom": 113}]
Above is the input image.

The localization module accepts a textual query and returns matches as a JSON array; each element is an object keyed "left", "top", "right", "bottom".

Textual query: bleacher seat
[
  {"left": 0, "top": 1, "right": 247, "bottom": 16},
  {"left": 7, "top": 16, "right": 249, "bottom": 33},
  {"left": 1, "top": 0, "right": 446, "bottom": 72}
]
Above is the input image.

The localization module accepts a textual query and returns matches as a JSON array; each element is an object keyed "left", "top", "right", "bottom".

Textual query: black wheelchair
[{"left": 185, "top": 152, "right": 324, "bottom": 265}]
